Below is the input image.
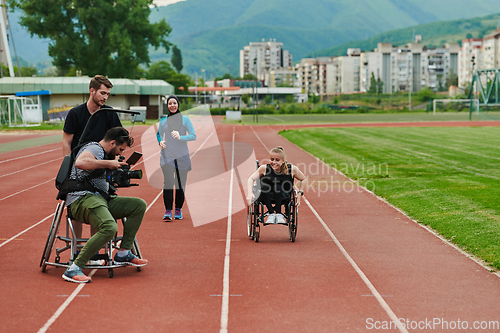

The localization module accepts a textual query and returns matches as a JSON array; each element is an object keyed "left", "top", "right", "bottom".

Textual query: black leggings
[
  {"left": 161, "top": 164, "right": 188, "bottom": 210},
  {"left": 259, "top": 191, "right": 284, "bottom": 214}
]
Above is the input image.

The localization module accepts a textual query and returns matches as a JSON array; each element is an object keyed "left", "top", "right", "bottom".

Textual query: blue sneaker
[
  {"left": 163, "top": 209, "right": 172, "bottom": 221},
  {"left": 113, "top": 251, "right": 148, "bottom": 267},
  {"left": 62, "top": 266, "right": 91, "bottom": 283},
  {"left": 174, "top": 208, "right": 183, "bottom": 220}
]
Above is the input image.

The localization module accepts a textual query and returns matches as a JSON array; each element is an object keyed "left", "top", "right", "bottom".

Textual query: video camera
[{"left": 107, "top": 151, "right": 143, "bottom": 188}]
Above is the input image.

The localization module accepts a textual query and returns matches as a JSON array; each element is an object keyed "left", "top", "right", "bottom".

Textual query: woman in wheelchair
[{"left": 247, "top": 146, "right": 306, "bottom": 224}]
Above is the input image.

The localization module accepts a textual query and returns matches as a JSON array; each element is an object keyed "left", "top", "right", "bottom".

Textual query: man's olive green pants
[{"left": 69, "top": 193, "right": 147, "bottom": 269}]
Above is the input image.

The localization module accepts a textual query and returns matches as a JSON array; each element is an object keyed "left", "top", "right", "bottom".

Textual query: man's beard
[
  {"left": 108, "top": 147, "right": 119, "bottom": 159},
  {"left": 92, "top": 94, "right": 103, "bottom": 107}
]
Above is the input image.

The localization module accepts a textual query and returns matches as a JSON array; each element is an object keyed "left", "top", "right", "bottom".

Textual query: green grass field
[
  {"left": 281, "top": 126, "right": 500, "bottom": 270},
  {"left": 233, "top": 111, "right": 500, "bottom": 125}
]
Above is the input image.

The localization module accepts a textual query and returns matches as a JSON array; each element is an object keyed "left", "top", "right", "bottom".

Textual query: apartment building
[
  {"left": 421, "top": 43, "right": 459, "bottom": 90},
  {"left": 239, "top": 39, "right": 293, "bottom": 81},
  {"left": 338, "top": 49, "right": 361, "bottom": 93},
  {"left": 299, "top": 41, "right": 458, "bottom": 98},
  {"left": 459, "top": 38, "right": 483, "bottom": 88},
  {"left": 265, "top": 67, "right": 297, "bottom": 88},
  {"left": 359, "top": 52, "right": 383, "bottom": 93},
  {"left": 482, "top": 29, "right": 500, "bottom": 69},
  {"left": 295, "top": 57, "right": 337, "bottom": 96}
]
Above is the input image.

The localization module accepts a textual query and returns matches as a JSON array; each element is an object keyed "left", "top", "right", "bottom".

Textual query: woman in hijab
[{"left": 156, "top": 95, "right": 197, "bottom": 220}]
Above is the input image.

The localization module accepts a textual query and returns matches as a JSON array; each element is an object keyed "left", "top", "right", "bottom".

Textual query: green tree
[
  {"left": 241, "top": 94, "right": 250, "bottom": 104},
  {"left": 171, "top": 45, "right": 183, "bottom": 73},
  {"left": 7, "top": 0, "right": 172, "bottom": 78},
  {"left": 147, "top": 61, "right": 175, "bottom": 79},
  {"left": 214, "top": 73, "right": 232, "bottom": 81},
  {"left": 417, "top": 87, "right": 435, "bottom": 102},
  {"left": 242, "top": 73, "right": 257, "bottom": 80},
  {"left": 20, "top": 66, "right": 37, "bottom": 77},
  {"left": 377, "top": 78, "right": 384, "bottom": 94},
  {"left": 446, "top": 69, "right": 458, "bottom": 88},
  {"left": 146, "top": 61, "right": 193, "bottom": 94},
  {"left": 368, "top": 73, "right": 377, "bottom": 94}
]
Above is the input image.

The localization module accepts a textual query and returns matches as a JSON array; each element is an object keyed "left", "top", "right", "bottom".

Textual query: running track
[{"left": 1, "top": 119, "right": 500, "bottom": 332}]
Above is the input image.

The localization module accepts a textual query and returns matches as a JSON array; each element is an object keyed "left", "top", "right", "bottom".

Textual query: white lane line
[
  {"left": 0, "top": 158, "right": 61, "bottom": 178},
  {"left": 0, "top": 148, "right": 59, "bottom": 163},
  {"left": 0, "top": 214, "right": 54, "bottom": 249},
  {"left": 36, "top": 269, "right": 97, "bottom": 333},
  {"left": 37, "top": 195, "right": 161, "bottom": 333},
  {"left": 304, "top": 197, "right": 408, "bottom": 333},
  {"left": 0, "top": 177, "right": 55, "bottom": 202},
  {"left": 250, "top": 126, "right": 408, "bottom": 333},
  {"left": 191, "top": 132, "right": 214, "bottom": 158},
  {"left": 250, "top": 126, "right": 268, "bottom": 151},
  {"left": 263, "top": 115, "right": 285, "bottom": 122},
  {"left": 220, "top": 127, "right": 235, "bottom": 333}
]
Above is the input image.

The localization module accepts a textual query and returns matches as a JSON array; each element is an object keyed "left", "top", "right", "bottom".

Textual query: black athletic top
[
  {"left": 260, "top": 163, "right": 294, "bottom": 198},
  {"left": 63, "top": 103, "right": 122, "bottom": 151}
]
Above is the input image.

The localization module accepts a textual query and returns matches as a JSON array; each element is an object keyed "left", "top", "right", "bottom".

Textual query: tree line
[{"left": 4, "top": 0, "right": 192, "bottom": 94}]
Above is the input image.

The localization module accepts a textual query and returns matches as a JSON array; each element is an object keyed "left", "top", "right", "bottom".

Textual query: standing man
[
  {"left": 62, "top": 75, "right": 122, "bottom": 156},
  {"left": 62, "top": 75, "right": 122, "bottom": 263}
]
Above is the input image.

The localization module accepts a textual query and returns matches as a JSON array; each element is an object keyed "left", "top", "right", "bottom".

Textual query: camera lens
[{"left": 128, "top": 170, "right": 142, "bottom": 179}]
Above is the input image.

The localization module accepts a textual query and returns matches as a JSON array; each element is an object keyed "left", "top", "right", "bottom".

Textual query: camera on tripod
[{"left": 107, "top": 151, "right": 143, "bottom": 188}]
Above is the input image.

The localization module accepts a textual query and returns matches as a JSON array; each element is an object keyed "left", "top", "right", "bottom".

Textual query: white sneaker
[
  {"left": 276, "top": 213, "right": 285, "bottom": 224},
  {"left": 87, "top": 260, "right": 103, "bottom": 266},
  {"left": 266, "top": 213, "right": 276, "bottom": 224}
]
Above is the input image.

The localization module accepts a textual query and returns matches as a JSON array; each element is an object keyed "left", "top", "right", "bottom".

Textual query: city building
[
  {"left": 295, "top": 57, "right": 337, "bottom": 96},
  {"left": 239, "top": 39, "right": 293, "bottom": 81},
  {"left": 421, "top": 43, "right": 459, "bottom": 91},
  {"left": 265, "top": 67, "right": 297, "bottom": 88},
  {"left": 482, "top": 29, "right": 500, "bottom": 69},
  {"left": 359, "top": 51, "right": 383, "bottom": 93},
  {"left": 459, "top": 38, "right": 483, "bottom": 88},
  {"left": 338, "top": 49, "right": 361, "bottom": 93}
]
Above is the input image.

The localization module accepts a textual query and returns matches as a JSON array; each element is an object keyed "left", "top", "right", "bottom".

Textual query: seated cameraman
[{"left": 63, "top": 127, "right": 148, "bottom": 283}]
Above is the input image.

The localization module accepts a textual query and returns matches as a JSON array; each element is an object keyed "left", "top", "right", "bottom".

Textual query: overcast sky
[{"left": 153, "top": 0, "right": 185, "bottom": 6}]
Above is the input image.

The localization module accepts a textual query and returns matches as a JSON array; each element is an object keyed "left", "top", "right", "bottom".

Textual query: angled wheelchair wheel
[
  {"left": 41, "top": 203, "right": 64, "bottom": 271},
  {"left": 288, "top": 196, "right": 298, "bottom": 243},
  {"left": 247, "top": 205, "right": 253, "bottom": 238}
]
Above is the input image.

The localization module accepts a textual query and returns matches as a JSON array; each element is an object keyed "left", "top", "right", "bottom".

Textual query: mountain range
[{"left": 7, "top": 0, "right": 500, "bottom": 78}]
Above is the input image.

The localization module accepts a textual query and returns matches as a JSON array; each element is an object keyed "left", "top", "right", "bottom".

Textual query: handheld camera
[{"left": 107, "top": 151, "right": 143, "bottom": 188}]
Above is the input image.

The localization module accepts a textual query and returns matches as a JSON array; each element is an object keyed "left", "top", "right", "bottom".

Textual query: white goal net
[{"left": 432, "top": 99, "right": 479, "bottom": 115}]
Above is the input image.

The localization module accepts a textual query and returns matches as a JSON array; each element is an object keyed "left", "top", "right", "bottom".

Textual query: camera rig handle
[{"left": 77, "top": 108, "right": 141, "bottom": 147}]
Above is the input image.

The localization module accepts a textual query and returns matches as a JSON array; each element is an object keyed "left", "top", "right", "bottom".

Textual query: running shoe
[
  {"left": 113, "top": 251, "right": 148, "bottom": 267},
  {"left": 163, "top": 209, "right": 172, "bottom": 221},
  {"left": 266, "top": 213, "right": 276, "bottom": 224},
  {"left": 174, "top": 208, "right": 183, "bottom": 220},
  {"left": 276, "top": 213, "right": 286, "bottom": 224},
  {"left": 62, "top": 266, "right": 91, "bottom": 283}
]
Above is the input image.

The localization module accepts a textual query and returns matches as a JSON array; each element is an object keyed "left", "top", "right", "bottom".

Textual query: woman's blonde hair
[{"left": 269, "top": 146, "right": 289, "bottom": 175}]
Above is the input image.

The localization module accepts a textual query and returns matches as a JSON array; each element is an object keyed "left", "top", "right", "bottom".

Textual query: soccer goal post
[{"left": 432, "top": 99, "right": 479, "bottom": 115}]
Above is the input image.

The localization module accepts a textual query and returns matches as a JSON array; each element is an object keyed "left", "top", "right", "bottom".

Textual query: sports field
[
  {"left": 236, "top": 111, "right": 500, "bottom": 125},
  {"left": 281, "top": 126, "right": 500, "bottom": 270}
]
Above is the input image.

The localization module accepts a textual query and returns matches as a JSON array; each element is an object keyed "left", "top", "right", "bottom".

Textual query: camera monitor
[{"left": 126, "top": 151, "right": 143, "bottom": 165}]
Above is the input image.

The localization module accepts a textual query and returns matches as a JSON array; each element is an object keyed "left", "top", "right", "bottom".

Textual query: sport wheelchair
[
  {"left": 40, "top": 201, "right": 143, "bottom": 278},
  {"left": 246, "top": 161, "right": 299, "bottom": 243}
]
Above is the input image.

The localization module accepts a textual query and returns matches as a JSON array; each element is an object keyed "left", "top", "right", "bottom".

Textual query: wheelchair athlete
[
  {"left": 246, "top": 146, "right": 306, "bottom": 224},
  {"left": 63, "top": 127, "right": 148, "bottom": 283}
]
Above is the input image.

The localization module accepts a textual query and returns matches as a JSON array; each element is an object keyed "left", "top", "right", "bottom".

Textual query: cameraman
[{"left": 63, "top": 127, "right": 148, "bottom": 283}]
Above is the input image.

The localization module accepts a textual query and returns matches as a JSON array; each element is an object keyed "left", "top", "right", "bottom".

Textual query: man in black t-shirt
[
  {"left": 62, "top": 75, "right": 122, "bottom": 262},
  {"left": 62, "top": 75, "right": 122, "bottom": 156}
]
